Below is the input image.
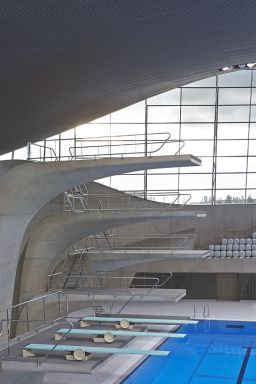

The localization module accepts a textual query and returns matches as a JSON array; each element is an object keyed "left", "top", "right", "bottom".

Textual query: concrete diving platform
[{"left": 65, "top": 288, "right": 187, "bottom": 303}]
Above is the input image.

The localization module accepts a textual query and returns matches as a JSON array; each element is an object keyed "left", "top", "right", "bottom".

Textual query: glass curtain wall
[{"left": 2, "top": 69, "right": 256, "bottom": 205}]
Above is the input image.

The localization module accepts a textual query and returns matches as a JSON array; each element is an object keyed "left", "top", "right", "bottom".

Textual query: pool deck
[
  {"left": 2, "top": 299, "right": 256, "bottom": 384},
  {"left": 43, "top": 299, "right": 256, "bottom": 384}
]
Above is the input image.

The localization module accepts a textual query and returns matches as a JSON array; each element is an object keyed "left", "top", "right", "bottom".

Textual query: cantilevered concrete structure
[
  {"left": 1, "top": 1, "right": 256, "bottom": 383},
  {"left": 1, "top": 1, "right": 256, "bottom": 153}
]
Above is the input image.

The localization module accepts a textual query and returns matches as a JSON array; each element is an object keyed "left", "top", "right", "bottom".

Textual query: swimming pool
[{"left": 122, "top": 320, "right": 256, "bottom": 383}]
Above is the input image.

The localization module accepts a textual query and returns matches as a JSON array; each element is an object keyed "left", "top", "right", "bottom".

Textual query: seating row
[
  {"left": 221, "top": 237, "right": 256, "bottom": 245},
  {"left": 209, "top": 250, "right": 256, "bottom": 258},
  {"left": 209, "top": 244, "right": 256, "bottom": 251}
]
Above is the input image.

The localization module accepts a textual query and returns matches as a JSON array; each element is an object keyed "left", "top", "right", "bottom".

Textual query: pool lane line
[{"left": 236, "top": 346, "right": 252, "bottom": 384}]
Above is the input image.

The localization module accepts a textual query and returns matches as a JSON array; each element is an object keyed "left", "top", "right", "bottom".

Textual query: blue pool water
[{"left": 122, "top": 320, "right": 256, "bottom": 383}]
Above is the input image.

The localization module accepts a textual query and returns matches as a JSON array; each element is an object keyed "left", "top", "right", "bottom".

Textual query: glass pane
[
  {"left": 251, "top": 70, "right": 256, "bottom": 86},
  {"left": 218, "top": 70, "right": 252, "bottom": 87},
  {"left": 76, "top": 123, "right": 111, "bottom": 138},
  {"left": 147, "top": 174, "right": 179, "bottom": 190},
  {"left": 108, "top": 174, "right": 144, "bottom": 191},
  {"left": 181, "top": 140, "right": 213, "bottom": 156},
  {"left": 216, "top": 157, "right": 247, "bottom": 172},
  {"left": 218, "top": 123, "right": 249, "bottom": 139},
  {"left": 181, "top": 106, "right": 215, "bottom": 122},
  {"left": 88, "top": 115, "right": 111, "bottom": 124},
  {"left": 179, "top": 174, "right": 212, "bottom": 189},
  {"left": 110, "top": 123, "right": 145, "bottom": 136},
  {"left": 216, "top": 173, "right": 246, "bottom": 189},
  {"left": 178, "top": 190, "right": 212, "bottom": 204},
  {"left": 60, "top": 139, "right": 75, "bottom": 159},
  {"left": 147, "top": 169, "right": 178, "bottom": 175},
  {"left": 184, "top": 76, "right": 216, "bottom": 87},
  {"left": 218, "top": 106, "right": 250, "bottom": 122},
  {"left": 0, "top": 152, "right": 12, "bottom": 160},
  {"left": 246, "top": 173, "right": 256, "bottom": 188},
  {"left": 250, "top": 88, "right": 256, "bottom": 104},
  {"left": 250, "top": 106, "right": 256, "bottom": 121},
  {"left": 247, "top": 157, "right": 256, "bottom": 171},
  {"left": 13, "top": 147, "right": 27, "bottom": 160},
  {"left": 179, "top": 157, "right": 213, "bottom": 173},
  {"left": 217, "top": 140, "right": 248, "bottom": 156},
  {"left": 111, "top": 101, "right": 145, "bottom": 123},
  {"left": 181, "top": 124, "right": 214, "bottom": 139},
  {"left": 215, "top": 190, "right": 246, "bottom": 204},
  {"left": 248, "top": 143, "right": 256, "bottom": 156},
  {"left": 148, "top": 124, "right": 179, "bottom": 140},
  {"left": 249, "top": 124, "right": 256, "bottom": 139},
  {"left": 147, "top": 106, "right": 180, "bottom": 123},
  {"left": 61, "top": 129, "right": 75, "bottom": 139},
  {"left": 182, "top": 88, "right": 216, "bottom": 105},
  {"left": 218, "top": 88, "right": 251, "bottom": 105},
  {"left": 246, "top": 190, "right": 256, "bottom": 203},
  {"left": 147, "top": 88, "right": 181, "bottom": 105}
]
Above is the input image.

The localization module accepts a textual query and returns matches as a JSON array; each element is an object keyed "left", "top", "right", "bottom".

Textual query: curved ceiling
[{"left": 1, "top": 0, "right": 256, "bottom": 154}]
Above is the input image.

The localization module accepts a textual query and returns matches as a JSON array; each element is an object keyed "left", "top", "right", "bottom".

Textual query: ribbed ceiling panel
[{"left": 0, "top": 0, "right": 256, "bottom": 153}]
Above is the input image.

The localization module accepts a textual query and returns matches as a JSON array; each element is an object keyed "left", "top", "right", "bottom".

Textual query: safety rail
[
  {"left": 124, "top": 190, "right": 192, "bottom": 207},
  {"left": 64, "top": 184, "right": 89, "bottom": 213},
  {"left": 68, "top": 132, "right": 185, "bottom": 160},
  {"left": 0, "top": 291, "right": 68, "bottom": 355},
  {"left": 85, "top": 233, "right": 197, "bottom": 250},
  {"left": 27, "top": 142, "right": 58, "bottom": 162},
  {"left": 63, "top": 190, "right": 192, "bottom": 214},
  {"left": 48, "top": 273, "right": 160, "bottom": 293}
]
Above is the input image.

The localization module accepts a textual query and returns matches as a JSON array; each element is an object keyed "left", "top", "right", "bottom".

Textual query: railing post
[
  {"left": 6, "top": 308, "right": 10, "bottom": 356},
  {"left": 43, "top": 297, "right": 46, "bottom": 323},
  {"left": 58, "top": 292, "right": 61, "bottom": 318},
  {"left": 25, "top": 303, "right": 29, "bottom": 332},
  {"left": 27, "top": 142, "right": 31, "bottom": 160}
]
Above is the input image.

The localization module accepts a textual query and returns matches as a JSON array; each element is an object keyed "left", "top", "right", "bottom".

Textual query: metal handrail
[
  {"left": 85, "top": 233, "right": 197, "bottom": 251},
  {"left": 48, "top": 273, "right": 160, "bottom": 294},
  {"left": 27, "top": 142, "right": 58, "bottom": 162},
  {"left": 155, "top": 273, "right": 173, "bottom": 288},
  {"left": 68, "top": 132, "right": 184, "bottom": 160},
  {"left": 0, "top": 290, "right": 62, "bottom": 314},
  {"left": 0, "top": 290, "right": 68, "bottom": 356}
]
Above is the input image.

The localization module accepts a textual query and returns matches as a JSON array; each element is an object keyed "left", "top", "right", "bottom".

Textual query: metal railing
[
  {"left": 63, "top": 190, "right": 192, "bottom": 214},
  {"left": 0, "top": 291, "right": 68, "bottom": 355},
  {"left": 64, "top": 184, "right": 89, "bottom": 213},
  {"left": 27, "top": 142, "right": 58, "bottom": 162},
  {"left": 48, "top": 273, "right": 161, "bottom": 294},
  {"left": 85, "top": 233, "right": 197, "bottom": 250},
  {"left": 69, "top": 132, "right": 185, "bottom": 160}
]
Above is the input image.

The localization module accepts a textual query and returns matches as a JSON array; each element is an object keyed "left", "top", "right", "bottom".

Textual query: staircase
[{"left": 63, "top": 248, "right": 89, "bottom": 289}]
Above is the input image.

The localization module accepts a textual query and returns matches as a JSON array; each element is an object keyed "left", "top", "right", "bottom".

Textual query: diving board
[
  {"left": 80, "top": 316, "right": 198, "bottom": 329},
  {"left": 54, "top": 328, "right": 186, "bottom": 343},
  {"left": 22, "top": 343, "right": 170, "bottom": 361}
]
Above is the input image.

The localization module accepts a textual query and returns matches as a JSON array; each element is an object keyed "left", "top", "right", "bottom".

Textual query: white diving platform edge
[
  {"left": 54, "top": 328, "right": 186, "bottom": 342},
  {"left": 22, "top": 343, "right": 170, "bottom": 361},
  {"left": 80, "top": 316, "right": 198, "bottom": 329}
]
